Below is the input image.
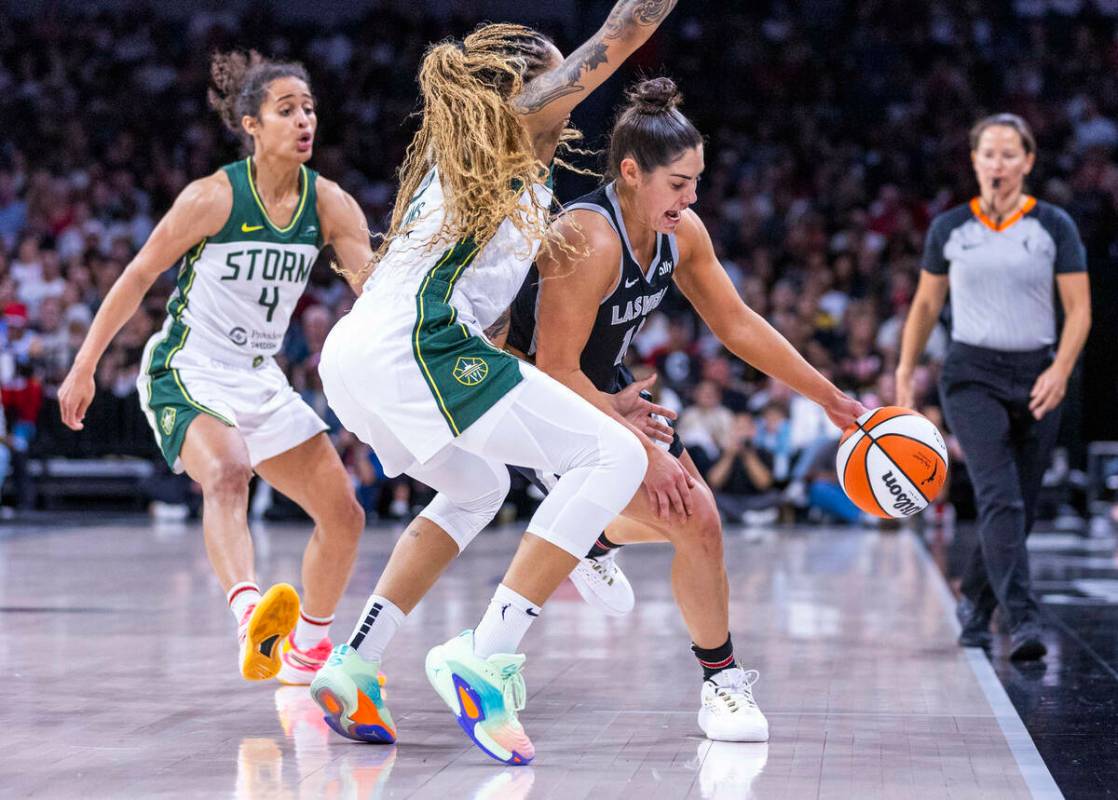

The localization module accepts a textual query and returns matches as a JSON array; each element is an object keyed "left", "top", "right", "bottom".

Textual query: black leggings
[{"left": 940, "top": 342, "right": 1061, "bottom": 629}]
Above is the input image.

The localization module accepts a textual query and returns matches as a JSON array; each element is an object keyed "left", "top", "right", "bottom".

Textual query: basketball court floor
[{"left": 0, "top": 518, "right": 1062, "bottom": 798}]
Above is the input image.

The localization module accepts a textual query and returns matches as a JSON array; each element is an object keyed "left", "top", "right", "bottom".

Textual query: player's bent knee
[
  {"left": 600, "top": 419, "right": 647, "bottom": 491},
  {"left": 422, "top": 469, "right": 510, "bottom": 551},
  {"left": 202, "top": 458, "right": 253, "bottom": 501},
  {"left": 682, "top": 505, "right": 724, "bottom": 558}
]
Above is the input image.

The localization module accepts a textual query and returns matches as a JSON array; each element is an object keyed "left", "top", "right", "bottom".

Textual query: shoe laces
[
  {"left": 711, "top": 669, "right": 760, "bottom": 713},
  {"left": 589, "top": 551, "right": 619, "bottom": 585},
  {"left": 499, "top": 662, "right": 527, "bottom": 712}
]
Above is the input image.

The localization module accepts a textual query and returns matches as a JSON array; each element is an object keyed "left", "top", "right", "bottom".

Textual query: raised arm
[
  {"left": 318, "top": 177, "right": 374, "bottom": 294},
  {"left": 672, "top": 210, "right": 864, "bottom": 429},
  {"left": 58, "top": 173, "right": 231, "bottom": 430},
  {"left": 513, "top": 0, "right": 677, "bottom": 127}
]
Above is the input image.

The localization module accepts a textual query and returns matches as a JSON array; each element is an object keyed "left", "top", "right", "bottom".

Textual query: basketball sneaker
[
  {"left": 425, "top": 630, "right": 534, "bottom": 766},
  {"left": 276, "top": 634, "right": 332, "bottom": 685},
  {"left": 569, "top": 550, "right": 634, "bottom": 617},
  {"left": 698, "top": 667, "right": 769, "bottom": 742},
  {"left": 310, "top": 644, "right": 396, "bottom": 744},
  {"left": 238, "top": 583, "right": 300, "bottom": 681}
]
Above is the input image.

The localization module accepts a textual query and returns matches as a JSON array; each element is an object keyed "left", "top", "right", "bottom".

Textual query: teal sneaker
[
  {"left": 310, "top": 644, "right": 396, "bottom": 743},
  {"left": 425, "top": 630, "right": 534, "bottom": 765}
]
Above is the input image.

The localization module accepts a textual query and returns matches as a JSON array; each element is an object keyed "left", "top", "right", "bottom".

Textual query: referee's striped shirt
[{"left": 922, "top": 196, "right": 1087, "bottom": 352}]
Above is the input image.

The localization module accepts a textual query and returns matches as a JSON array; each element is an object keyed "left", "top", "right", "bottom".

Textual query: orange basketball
[{"left": 835, "top": 406, "right": 949, "bottom": 519}]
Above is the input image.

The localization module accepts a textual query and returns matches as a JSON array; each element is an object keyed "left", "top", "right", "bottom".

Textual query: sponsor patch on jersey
[
  {"left": 658, "top": 259, "right": 674, "bottom": 276},
  {"left": 452, "top": 356, "right": 489, "bottom": 386},
  {"left": 228, "top": 327, "right": 248, "bottom": 346},
  {"left": 160, "top": 407, "right": 177, "bottom": 436}
]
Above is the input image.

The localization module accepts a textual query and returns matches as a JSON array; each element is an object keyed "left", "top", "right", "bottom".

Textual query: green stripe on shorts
[{"left": 411, "top": 239, "right": 523, "bottom": 437}]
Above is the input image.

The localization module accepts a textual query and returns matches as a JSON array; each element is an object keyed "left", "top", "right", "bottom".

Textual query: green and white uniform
[
  {"left": 138, "top": 158, "right": 328, "bottom": 471},
  {"left": 320, "top": 166, "right": 552, "bottom": 475}
]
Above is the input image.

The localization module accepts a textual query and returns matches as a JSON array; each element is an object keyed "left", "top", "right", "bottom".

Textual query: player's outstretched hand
[
  {"left": 643, "top": 447, "right": 695, "bottom": 521},
  {"left": 58, "top": 366, "right": 96, "bottom": 431},
  {"left": 824, "top": 393, "right": 868, "bottom": 432},
  {"left": 613, "top": 373, "right": 676, "bottom": 444}
]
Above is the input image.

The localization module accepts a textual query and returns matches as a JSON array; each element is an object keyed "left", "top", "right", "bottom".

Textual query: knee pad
[{"left": 419, "top": 467, "right": 511, "bottom": 551}]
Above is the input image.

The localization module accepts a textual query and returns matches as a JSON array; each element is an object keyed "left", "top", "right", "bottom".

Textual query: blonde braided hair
[{"left": 362, "top": 24, "right": 588, "bottom": 279}]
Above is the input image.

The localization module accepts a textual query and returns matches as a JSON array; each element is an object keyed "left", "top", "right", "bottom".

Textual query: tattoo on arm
[
  {"left": 513, "top": 0, "right": 677, "bottom": 115},
  {"left": 484, "top": 308, "right": 512, "bottom": 343}
]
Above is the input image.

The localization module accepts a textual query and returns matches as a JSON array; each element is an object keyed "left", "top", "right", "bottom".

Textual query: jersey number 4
[{"left": 258, "top": 287, "right": 280, "bottom": 323}]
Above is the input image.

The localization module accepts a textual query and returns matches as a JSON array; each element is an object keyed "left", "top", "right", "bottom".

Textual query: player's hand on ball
[
  {"left": 58, "top": 366, "right": 96, "bottom": 431},
  {"left": 825, "top": 393, "right": 868, "bottom": 432}
]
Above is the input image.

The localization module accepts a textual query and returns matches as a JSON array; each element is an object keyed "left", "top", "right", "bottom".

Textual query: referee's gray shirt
[{"left": 922, "top": 197, "right": 1086, "bottom": 352}]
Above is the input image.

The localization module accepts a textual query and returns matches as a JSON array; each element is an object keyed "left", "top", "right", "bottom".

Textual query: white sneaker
[
  {"left": 698, "top": 667, "right": 769, "bottom": 742},
  {"left": 569, "top": 550, "right": 634, "bottom": 617}
]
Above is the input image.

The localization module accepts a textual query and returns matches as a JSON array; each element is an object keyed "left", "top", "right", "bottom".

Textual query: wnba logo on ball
[{"left": 881, "top": 471, "right": 919, "bottom": 516}]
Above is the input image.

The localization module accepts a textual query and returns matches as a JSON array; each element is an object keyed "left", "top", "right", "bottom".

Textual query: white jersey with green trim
[
  {"left": 363, "top": 166, "right": 553, "bottom": 331},
  {"left": 165, "top": 158, "right": 322, "bottom": 363}
]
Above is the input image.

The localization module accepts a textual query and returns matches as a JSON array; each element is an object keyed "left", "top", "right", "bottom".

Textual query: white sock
[
  {"left": 473, "top": 584, "right": 540, "bottom": 659},
  {"left": 347, "top": 594, "right": 405, "bottom": 662},
  {"left": 293, "top": 610, "right": 334, "bottom": 650},
  {"left": 228, "top": 582, "right": 261, "bottom": 626}
]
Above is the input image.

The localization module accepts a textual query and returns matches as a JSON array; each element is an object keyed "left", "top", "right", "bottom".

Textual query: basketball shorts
[{"left": 137, "top": 332, "right": 327, "bottom": 474}]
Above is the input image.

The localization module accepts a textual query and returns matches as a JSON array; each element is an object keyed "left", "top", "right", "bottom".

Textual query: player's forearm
[
  {"left": 71, "top": 269, "right": 153, "bottom": 374},
  {"left": 720, "top": 312, "right": 844, "bottom": 409}
]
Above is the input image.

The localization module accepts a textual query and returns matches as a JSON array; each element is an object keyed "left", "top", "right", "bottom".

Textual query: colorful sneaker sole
[
  {"left": 449, "top": 673, "right": 532, "bottom": 766},
  {"left": 312, "top": 683, "right": 396, "bottom": 744},
  {"left": 241, "top": 584, "right": 300, "bottom": 681}
]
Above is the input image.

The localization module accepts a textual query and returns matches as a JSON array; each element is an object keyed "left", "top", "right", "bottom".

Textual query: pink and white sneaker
[{"left": 276, "top": 634, "right": 333, "bottom": 685}]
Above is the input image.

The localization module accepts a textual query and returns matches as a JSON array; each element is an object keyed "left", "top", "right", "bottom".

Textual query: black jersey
[{"left": 507, "top": 182, "right": 679, "bottom": 392}]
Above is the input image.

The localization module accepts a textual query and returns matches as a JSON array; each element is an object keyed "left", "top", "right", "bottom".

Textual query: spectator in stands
[
  {"left": 754, "top": 400, "right": 795, "bottom": 486},
  {"left": 677, "top": 379, "right": 734, "bottom": 473},
  {"left": 706, "top": 412, "right": 781, "bottom": 526}
]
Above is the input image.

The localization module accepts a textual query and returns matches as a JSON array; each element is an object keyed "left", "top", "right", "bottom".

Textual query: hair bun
[{"left": 626, "top": 77, "right": 682, "bottom": 114}]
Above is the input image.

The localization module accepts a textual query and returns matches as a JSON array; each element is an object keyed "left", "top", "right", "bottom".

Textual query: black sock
[
  {"left": 692, "top": 634, "right": 736, "bottom": 681},
  {"left": 585, "top": 532, "right": 623, "bottom": 560}
]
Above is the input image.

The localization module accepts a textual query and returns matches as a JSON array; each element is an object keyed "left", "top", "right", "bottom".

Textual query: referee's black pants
[{"left": 940, "top": 342, "right": 1061, "bottom": 631}]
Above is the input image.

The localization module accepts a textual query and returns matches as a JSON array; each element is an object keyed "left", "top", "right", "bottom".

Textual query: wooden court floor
[{"left": 0, "top": 518, "right": 1052, "bottom": 798}]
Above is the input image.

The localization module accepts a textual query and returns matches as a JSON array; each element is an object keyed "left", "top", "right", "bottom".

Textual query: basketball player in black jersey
[{"left": 504, "top": 78, "right": 864, "bottom": 742}]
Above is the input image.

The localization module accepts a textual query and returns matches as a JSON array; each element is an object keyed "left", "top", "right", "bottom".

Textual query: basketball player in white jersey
[
  {"left": 311, "top": 5, "right": 683, "bottom": 765},
  {"left": 58, "top": 52, "right": 369, "bottom": 685},
  {"left": 505, "top": 78, "right": 865, "bottom": 742}
]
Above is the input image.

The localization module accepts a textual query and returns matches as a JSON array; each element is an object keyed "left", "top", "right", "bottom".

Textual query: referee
[{"left": 896, "top": 113, "right": 1091, "bottom": 660}]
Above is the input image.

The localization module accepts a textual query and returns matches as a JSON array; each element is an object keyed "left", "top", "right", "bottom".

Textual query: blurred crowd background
[{"left": 1, "top": 0, "right": 1116, "bottom": 526}]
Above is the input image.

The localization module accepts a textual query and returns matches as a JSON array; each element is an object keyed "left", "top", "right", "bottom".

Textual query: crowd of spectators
[{"left": 0, "top": 1, "right": 1115, "bottom": 522}]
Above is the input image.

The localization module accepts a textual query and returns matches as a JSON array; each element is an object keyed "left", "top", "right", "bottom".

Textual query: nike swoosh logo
[
  {"left": 241, "top": 223, "right": 265, "bottom": 233},
  {"left": 624, "top": 278, "right": 639, "bottom": 288},
  {"left": 961, "top": 242, "right": 981, "bottom": 250},
  {"left": 526, "top": 608, "right": 539, "bottom": 617}
]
